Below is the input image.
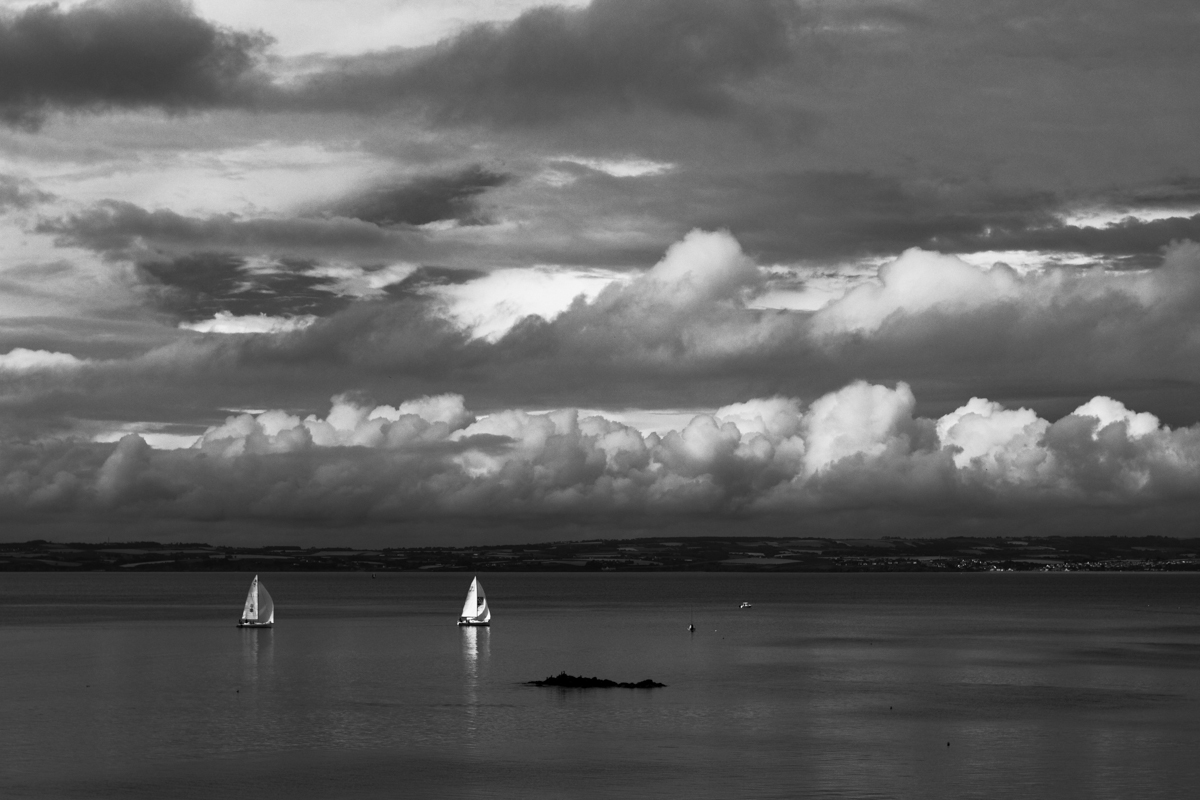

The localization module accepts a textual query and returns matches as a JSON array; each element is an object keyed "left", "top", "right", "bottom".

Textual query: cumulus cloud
[
  {"left": 5, "top": 382, "right": 1200, "bottom": 532},
  {"left": 812, "top": 249, "right": 1023, "bottom": 334},
  {"left": 10, "top": 231, "right": 1200, "bottom": 457},
  {"left": 1071, "top": 396, "right": 1161, "bottom": 439},
  {"left": 0, "top": 0, "right": 271, "bottom": 129},
  {"left": 936, "top": 397, "right": 1049, "bottom": 473}
]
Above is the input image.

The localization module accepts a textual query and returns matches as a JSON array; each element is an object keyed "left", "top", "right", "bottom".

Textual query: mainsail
[
  {"left": 459, "top": 577, "right": 491, "bottom": 624},
  {"left": 241, "top": 575, "right": 259, "bottom": 621}
]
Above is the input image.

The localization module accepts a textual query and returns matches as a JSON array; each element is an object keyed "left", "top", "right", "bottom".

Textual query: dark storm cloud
[
  {"left": 0, "top": 0, "right": 271, "bottom": 129},
  {"left": 1117, "top": 178, "right": 1200, "bottom": 209},
  {"left": 686, "top": 171, "right": 1058, "bottom": 262},
  {"left": 137, "top": 254, "right": 348, "bottom": 322},
  {"left": 295, "top": 0, "right": 799, "bottom": 124},
  {"left": 0, "top": 315, "right": 184, "bottom": 361},
  {"left": 331, "top": 166, "right": 511, "bottom": 226},
  {"left": 38, "top": 200, "right": 402, "bottom": 259},
  {"left": 607, "top": 169, "right": 1200, "bottom": 265}
]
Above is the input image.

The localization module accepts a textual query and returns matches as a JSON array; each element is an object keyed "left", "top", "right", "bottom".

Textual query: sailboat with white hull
[
  {"left": 457, "top": 576, "right": 491, "bottom": 627},
  {"left": 237, "top": 574, "right": 274, "bottom": 628}
]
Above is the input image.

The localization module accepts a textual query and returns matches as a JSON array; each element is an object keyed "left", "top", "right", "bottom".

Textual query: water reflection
[
  {"left": 462, "top": 626, "right": 489, "bottom": 741},
  {"left": 240, "top": 627, "right": 273, "bottom": 688}
]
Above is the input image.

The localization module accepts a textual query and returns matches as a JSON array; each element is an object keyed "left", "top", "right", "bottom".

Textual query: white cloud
[
  {"left": 1058, "top": 207, "right": 1200, "bottom": 229},
  {"left": 554, "top": 156, "right": 676, "bottom": 178},
  {"left": 93, "top": 431, "right": 200, "bottom": 450},
  {"left": 6, "top": 381, "right": 1200, "bottom": 521},
  {"left": 643, "top": 228, "right": 759, "bottom": 307},
  {"left": 813, "top": 248, "right": 1025, "bottom": 335},
  {"left": 936, "top": 397, "right": 1049, "bottom": 474},
  {"left": 802, "top": 381, "right": 916, "bottom": 475},
  {"left": 432, "top": 266, "right": 628, "bottom": 340},
  {"left": 0, "top": 347, "right": 87, "bottom": 372},
  {"left": 180, "top": 312, "right": 318, "bottom": 334},
  {"left": 1072, "top": 396, "right": 1161, "bottom": 438},
  {"left": 302, "top": 262, "right": 419, "bottom": 298}
]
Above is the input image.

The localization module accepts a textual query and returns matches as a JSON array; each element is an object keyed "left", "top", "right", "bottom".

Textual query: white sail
[
  {"left": 460, "top": 577, "right": 478, "bottom": 619},
  {"left": 459, "top": 577, "right": 490, "bottom": 624},
  {"left": 258, "top": 582, "right": 274, "bottom": 624},
  {"left": 239, "top": 575, "right": 273, "bottom": 625},
  {"left": 241, "top": 575, "right": 259, "bottom": 622}
]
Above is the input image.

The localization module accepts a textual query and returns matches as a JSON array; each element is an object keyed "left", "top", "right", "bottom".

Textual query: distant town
[{"left": 3, "top": 535, "right": 1200, "bottom": 572}]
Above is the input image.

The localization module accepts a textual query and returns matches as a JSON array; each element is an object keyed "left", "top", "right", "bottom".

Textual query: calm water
[{"left": 1, "top": 572, "right": 1199, "bottom": 799}]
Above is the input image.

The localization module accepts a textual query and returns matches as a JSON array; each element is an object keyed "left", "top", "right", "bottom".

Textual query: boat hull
[
  {"left": 237, "top": 621, "right": 273, "bottom": 628},
  {"left": 457, "top": 619, "right": 490, "bottom": 627}
]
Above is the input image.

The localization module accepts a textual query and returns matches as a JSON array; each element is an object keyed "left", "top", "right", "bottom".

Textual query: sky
[{"left": 2, "top": 0, "right": 1200, "bottom": 545}]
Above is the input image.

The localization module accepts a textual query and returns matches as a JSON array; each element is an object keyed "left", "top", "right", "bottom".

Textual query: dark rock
[{"left": 527, "top": 671, "right": 665, "bottom": 689}]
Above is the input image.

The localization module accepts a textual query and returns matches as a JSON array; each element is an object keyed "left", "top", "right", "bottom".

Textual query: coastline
[{"left": 3, "top": 535, "right": 1199, "bottom": 573}]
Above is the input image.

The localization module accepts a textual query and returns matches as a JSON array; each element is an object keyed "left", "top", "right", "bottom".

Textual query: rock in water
[{"left": 526, "top": 671, "right": 665, "bottom": 689}]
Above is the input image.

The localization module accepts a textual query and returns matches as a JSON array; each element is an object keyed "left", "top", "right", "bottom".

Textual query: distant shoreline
[{"left": 4, "top": 535, "right": 1199, "bottom": 573}]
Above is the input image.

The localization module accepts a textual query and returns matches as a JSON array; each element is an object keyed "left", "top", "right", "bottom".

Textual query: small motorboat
[{"left": 740, "top": 601, "right": 752, "bottom": 609}]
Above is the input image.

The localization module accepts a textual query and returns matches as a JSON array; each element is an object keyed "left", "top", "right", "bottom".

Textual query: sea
[{"left": 1, "top": 571, "right": 1199, "bottom": 799}]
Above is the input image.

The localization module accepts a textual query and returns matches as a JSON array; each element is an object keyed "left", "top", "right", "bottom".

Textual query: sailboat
[
  {"left": 237, "top": 574, "right": 274, "bottom": 628},
  {"left": 457, "top": 576, "right": 491, "bottom": 627}
]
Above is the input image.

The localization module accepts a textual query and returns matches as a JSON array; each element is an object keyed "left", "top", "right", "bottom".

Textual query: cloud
[
  {"left": 0, "top": 174, "right": 54, "bottom": 211},
  {"left": 432, "top": 265, "right": 627, "bottom": 341},
  {"left": 935, "top": 397, "right": 1049, "bottom": 473},
  {"left": 801, "top": 381, "right": 918, "bottom": 475},
  {"left": 136, "top": 253, "right": 348, "bottom": 322},
  {"left": 38, "top": 200, "right": 399, "bottom": 260},
  {"left": 812, "top": 248, "right": 1023, "bottom": 335},
  {"left": 0, "top": 347, "right": 87, "bottom": 372},
  {"left": 11, "top": 232, "right": 1200, "bottom": 455},
  {"left": 1071, "top": 396, "right": 1160, "bottom": 439},
  {"left": 0, "top": 0, "right": 271, "bottom": 129},
  {"left": 293, "top": 0, "right": 799, "bottom": 124},
  {"left": 179, "top": 311, "right": 317, "bottom": 334},
  {"left": 553, "top": 156, "right": 675, "bottom": 178},
  {"left": 5, "top": 381, "right": 1200, "bottom": 534},
  {"left": 929, "top": 213, "right": 1200, "bottom": 265},
  {"left": 330, "top": 165, "right": 511, "bottom": 227}
]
